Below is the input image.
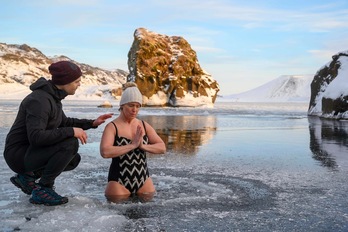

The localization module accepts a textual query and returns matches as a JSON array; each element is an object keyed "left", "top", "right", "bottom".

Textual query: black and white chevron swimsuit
[{"left": 107, "top": 121, "right": 150, "bottom": 193}]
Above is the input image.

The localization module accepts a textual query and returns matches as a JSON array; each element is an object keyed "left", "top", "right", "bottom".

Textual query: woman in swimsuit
[{"left": 100, "top": 82, "right": 166, "bottom": 202}]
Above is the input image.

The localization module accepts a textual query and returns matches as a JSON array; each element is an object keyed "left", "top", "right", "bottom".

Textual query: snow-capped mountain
[
  {"left": 0, "top": 43, "right": 127, "bottom": 100},
  {"left": 220, "top": 75, "right": 313, "bottom": 102}
]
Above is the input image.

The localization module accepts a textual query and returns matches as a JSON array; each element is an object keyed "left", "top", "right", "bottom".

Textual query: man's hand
[
  {"left": 93, "top": 113, "right": 114, "bottom": 127},
  {"left": 73, "top": 128, "right": 88, "bottom": 144}
]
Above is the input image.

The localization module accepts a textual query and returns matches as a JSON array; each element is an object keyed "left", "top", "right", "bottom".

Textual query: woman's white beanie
[{"left": 120, "top": 85, "right": 143, "bottom": 106}]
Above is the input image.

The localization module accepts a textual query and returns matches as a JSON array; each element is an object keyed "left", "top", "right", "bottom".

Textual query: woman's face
[{"left": 122, "top": 102, "right": 141, "bottom": 119}]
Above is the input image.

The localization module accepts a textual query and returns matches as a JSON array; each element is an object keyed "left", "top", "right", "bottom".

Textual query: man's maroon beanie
[{"left": 49, "top": 61, "right": 82, "bottom": 85}]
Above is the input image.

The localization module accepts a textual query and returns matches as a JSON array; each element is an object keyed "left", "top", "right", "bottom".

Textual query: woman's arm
[
  {"left": 139, "top": 121, "right": 166, "bottom": 154},
  {"left": 99, "top": 123, "right": 138, "bottom": 158}
]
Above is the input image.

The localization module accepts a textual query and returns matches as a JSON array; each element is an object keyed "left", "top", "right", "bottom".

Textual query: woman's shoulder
[
  {"left": 104, "top": 119, "right": 117, "bottom": 130},
  {"left": 110, "top": 118, "right": 143, "bottom": 127},
  {"left": 140, "top": 120, "right": 156, "bottom": 132}
]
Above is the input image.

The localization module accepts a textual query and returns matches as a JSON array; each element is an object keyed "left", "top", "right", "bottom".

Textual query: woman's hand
[{"left": 132, "top": 125, "right": 143, "bottom": 149}]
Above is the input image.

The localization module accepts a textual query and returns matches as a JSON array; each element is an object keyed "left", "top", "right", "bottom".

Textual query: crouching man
[{"left": 3, "top": 61, "right": 112, "bottom": 206}]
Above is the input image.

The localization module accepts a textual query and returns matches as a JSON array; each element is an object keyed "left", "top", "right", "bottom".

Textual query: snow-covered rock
[{"left": 308, "top": 51, "right": 348, "bottom": 119}]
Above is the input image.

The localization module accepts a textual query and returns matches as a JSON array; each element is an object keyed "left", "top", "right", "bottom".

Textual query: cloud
[
  {"left": 148, "top": 0, "right": 348, "bottom": 32},
  {"left": 29, "top": 0, "right": 99, "bottom": 7},
  {"left": 308, "top": 50, "right": 334, "bottom": 61}
]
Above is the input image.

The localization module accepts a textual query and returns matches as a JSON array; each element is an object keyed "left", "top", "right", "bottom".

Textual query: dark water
[{"left": 0, "top": 100, "right": 348, "bottom": 231}]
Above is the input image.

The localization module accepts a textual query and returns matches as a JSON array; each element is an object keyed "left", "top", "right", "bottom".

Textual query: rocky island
[{"left": 126, "top": 28, "right": 220, "bottom": 107}]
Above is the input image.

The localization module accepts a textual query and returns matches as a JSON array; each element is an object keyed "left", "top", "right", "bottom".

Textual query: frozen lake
[{"left": 0, "top": 100, "right": 348, "bottom": 231}]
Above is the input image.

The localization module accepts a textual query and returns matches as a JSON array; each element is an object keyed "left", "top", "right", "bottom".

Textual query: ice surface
[{"left": 1, "top": 101, "right": 348, "bottom": 231}]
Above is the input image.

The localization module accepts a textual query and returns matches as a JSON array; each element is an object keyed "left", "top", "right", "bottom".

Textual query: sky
[{"left": 1, "top": 0, "right": 348, "bottom": 95}]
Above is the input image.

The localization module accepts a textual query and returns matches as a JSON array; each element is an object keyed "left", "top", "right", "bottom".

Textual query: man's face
[{"left": 61, "top": 78, "right": 81, "bottom": 95}]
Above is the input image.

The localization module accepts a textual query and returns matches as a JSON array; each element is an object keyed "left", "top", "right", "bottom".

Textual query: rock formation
[
  {"left": 98, "top": 100, "right": 113, "bottom": 108},
  {"left": 127, "top": 28, "right": 220, "bottom": 107},
  {"left": 308, "top": 51, "right": 348, "bottom": 119}
]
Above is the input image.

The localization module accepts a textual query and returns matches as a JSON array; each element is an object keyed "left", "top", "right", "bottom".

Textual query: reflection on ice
[
  {"left": 139, "top": 115, "right": 217, "bottom": 155},
  {"left": 308, "top": 116, "right": 348, "bottom": 170}
]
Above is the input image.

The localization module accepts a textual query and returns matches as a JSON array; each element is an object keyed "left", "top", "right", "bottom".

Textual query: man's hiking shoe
[
  {"left": 29, "top": 186, "right": 68, "bottom": 206},
  {"left": 10, "top": 174, "right": 37, "bottom": 195}
]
